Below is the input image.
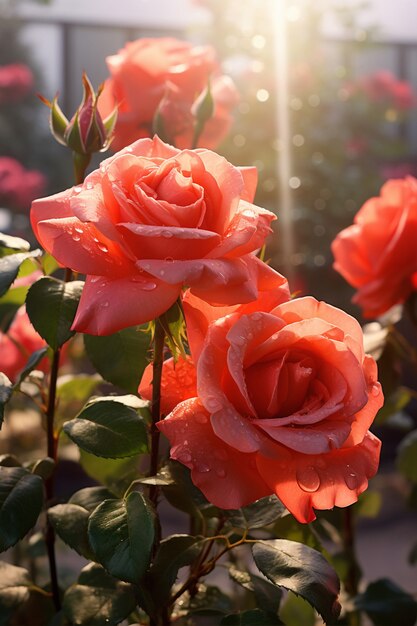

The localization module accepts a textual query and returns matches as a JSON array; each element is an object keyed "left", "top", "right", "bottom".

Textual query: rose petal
[
  {"left": 118, "top": 223, "right": 220, "bottom": 260},
  {"left": 72, "top": 274, "right": 180, "bottom": 335},
  {"left": 31, "top": 188, "right": 75, "bottom": 242},
  {"left": 139, "top": 355, "right": 197, "bottom": 415},
  {"left": 273, "top": 297, "right": 365, "bottom": 363},
  {"left": 158, "top": 398, "right": 270, "bottom": 509},
  {"left": 256, "top": 431, "right": 381, "bottom": 523},
  {"left": 35, "top": 217, "right": 131, "bottom": 277},
  {"left": 197, "top": 316, "right": 262, "bottom": 453}
]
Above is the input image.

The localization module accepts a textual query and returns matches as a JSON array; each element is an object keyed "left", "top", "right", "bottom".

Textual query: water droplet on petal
[
  {"left": 233, "top": 335, "right": 246, "bottom": 347},
  {"left": 177, "top": 449, "right": 192, "bottom": 463},
  {"left": 74, "top": 226, "right": 83, "bottom": 234},
  {"left": 164, "top": 256, "right": 174, "bottom": 263},
  {"left": 215, "top": 467, "right": 227, "bottom": 478},
  {"left": 161, "top": 230, "right": 173, "bottom": 238},
  {"left": 97, "top": 242, "right": 109, "bottom": 253},
  {"left": 370, "top": 383, "right": 380, "bottom": 397},
  {"left": 142, "top": 282, "right": 157, "bottom": 291},
  {"left": 195, "top": 460, "right": 211, "bottom": 473},
  {"left": 90, "top": 276, "right": 100, "bottom": 284},
  {"left": 159, "top": 270, "right": 165, "bottom": 277},
  {"left": 72, "top": 234, "right": 81, "bottom": 242},
  {"left": 344, "top": 470, "right": 361, "bottom": 490},
  {"left": 296, "top": 465, "right": 321, "bottom": 493},
  {"left": 86, "top": 182, "right": 93, "bottom": 190},
  {"left": 328, "top": 436, "right": 338, "bottom": 450},
  {"left": 74, "top": 186, "right": 82, "bottom": 193},
  {"left": 100, "top": 301, "right": 109, "bottom": 308}
]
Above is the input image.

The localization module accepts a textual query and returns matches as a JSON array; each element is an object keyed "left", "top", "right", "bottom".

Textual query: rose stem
[
  {"left": 72, "top": 151, "right": 91, "bottom": 186},
  {"left": 44, "top": 151, "right": 79, "bottom": 609},
  {"left": 148, "top": 318, "right": 166, "bottom": 508},
  {"left": 44, "top": 345, "right": 62, "bottom": 611},
  {"left": 343, "top": 505, "right": 362, "bottom": 626}
]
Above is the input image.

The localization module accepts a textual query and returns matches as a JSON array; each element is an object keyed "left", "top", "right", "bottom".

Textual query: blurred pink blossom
[
  {"left": 0, "top": 63, "right": 34, "bottom": 104},
  {"left": 0, "top": 157, "right": 46, "bottom": 211}
]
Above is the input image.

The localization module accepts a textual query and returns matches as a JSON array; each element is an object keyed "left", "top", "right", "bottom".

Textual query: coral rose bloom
[
  {"left": 31, "top": 136, "right": 277, "bottom": 335},
  {"left": 332, "top": 178, "right": 417, "bottom": 318},
  {"left": 158, "top": 292, "right": 383, "bottom": 523},
  {"left": 99, "top": 37, "right": 238, "bottom": 151},
  {"left": 0, "top": 306, "right": 48, "bottom": 381}
]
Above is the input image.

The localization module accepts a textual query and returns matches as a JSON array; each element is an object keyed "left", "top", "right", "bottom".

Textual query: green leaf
[
  {"left": 84, "top": 325, "right": 151, "bottom": 393},
  {"left": 147, "top": 534, "right": 204, "bottom": 604},
  {"left": 158, "top": 301, "right": 187, "bottom": 359},
  {"left": 355, "top": 579, "right": 417, "bottom": 626},
  {"left": 0, "top": 233, "right": 30, "bottom": 252},
  {"left": 161, "top": 460, "right": 216, "bottom": 516},
  {"left": 280, "top": 593, "right": 316, "bottom": 626},
  {"left": 221, "top": 609, "right": 283, "bottom": 625},
  {"left": 55, "top": 374, "right": 102, "bottom": 431},
  {"left": 31, "top": 457, "right": 55, "bottom": 480},
  {"left": 397, "top": 430, "right": 417, "bottom": 483},
  {"left": 273, "top": 515, "right": 322, "bottom": 552},
  {"left": 26, "top": 278, "right": 84, "bottom": 350},
  {"left": 63, "top": 400, "right": 148, "bottom": 458},
  {"left": 0, "top": 286, "right": 28, "bottom": 332},
  {"left": 62, "top": 563, "right": 137, "bottom": 626},
  {"left": 0, "top": 467, "right": 43, "bottom": 551},
  {"left": 0, "top": 561, "right": 31, "bottom": 625},
  {"left": 88, "top": 492, "right": 155, "bottom": 583},
  {"left": 0, "top": 374, "right": 13, "bottom": 429},
  {"left": 225, "top": 495, "right": 285, "bottom": 530},
  {"left": 0, "top": 251, "right": 41, "bottom": 298},
  {"left": 252, "top": 540, "right": 341, "bottom": 625},
  {"left": 78, "top": 450, "right": 140, "bottom": 493},
  {"left": 229, "top": 567, "right": 282, "bottom": 615},
  {"left": 87, "top": 394, "right": 150, "bottom": 413},
  {"left": 0, "top": 455, "right": 21, "bottom": 467},
  {"left": 13, "top": 348, "right": 49, "bottom": 388},
  {"left": 49, "top": 486, "right": 115, "bottom": 559}
]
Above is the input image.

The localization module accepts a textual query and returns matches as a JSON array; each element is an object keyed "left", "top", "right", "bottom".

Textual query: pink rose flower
[
  {"left": 332, "top": 177, "right": 417, "bottom": 318},
  {"left": 139, "top": 273, "right": 290, "bottom": 412},
  {"left": 158, "top": 291, "right": 383, "bottom": 523},
  {"left": 98, "top": 37, "right": 238, "bottom": 151},
  {"left": 0, "top": 63, "right": 34, "bottom": 104},
  {"left": 31, "top": 136, "right": 279, "bottom": 335},
  {"left": 0, "top": 306, "right": 48, "bottom": 381},
  {"left": 0, "top": 157, "right": 46, "bottom": 211}
]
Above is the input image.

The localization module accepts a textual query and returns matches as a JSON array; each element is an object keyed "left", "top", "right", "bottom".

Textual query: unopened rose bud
[{"left": 39, "top": 72, "right": 117, "bottom": 156}]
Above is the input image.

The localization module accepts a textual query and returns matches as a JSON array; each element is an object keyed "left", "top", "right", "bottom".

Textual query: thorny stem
[{"left": 148, "top": 319, "right": 166, "bottom": 508}]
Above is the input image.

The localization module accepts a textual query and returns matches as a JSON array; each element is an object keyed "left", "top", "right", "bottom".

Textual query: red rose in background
[
  {"left": 332, "top": 177, "right": 417, "bottom": 318},
  {"left": 346, "top": 71, "right": 415, "bottom": 111},
  {"left": 0, "top": 307, "right": 49, "bottom": 381},
  {"left": 99, "top": 37, "right": 238, "bottom": 151},
  {"left": 158, "top": 292, "right": 382, "bottom": 523},
  {"left": 0, "top": 63, "right": 34, "bottom": 104},
  {"left": 0, "top": 157, "right": 46, "bottom": 211},
  {"left": 31, "top": 136, "right": 279, "bottom": 335}
]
